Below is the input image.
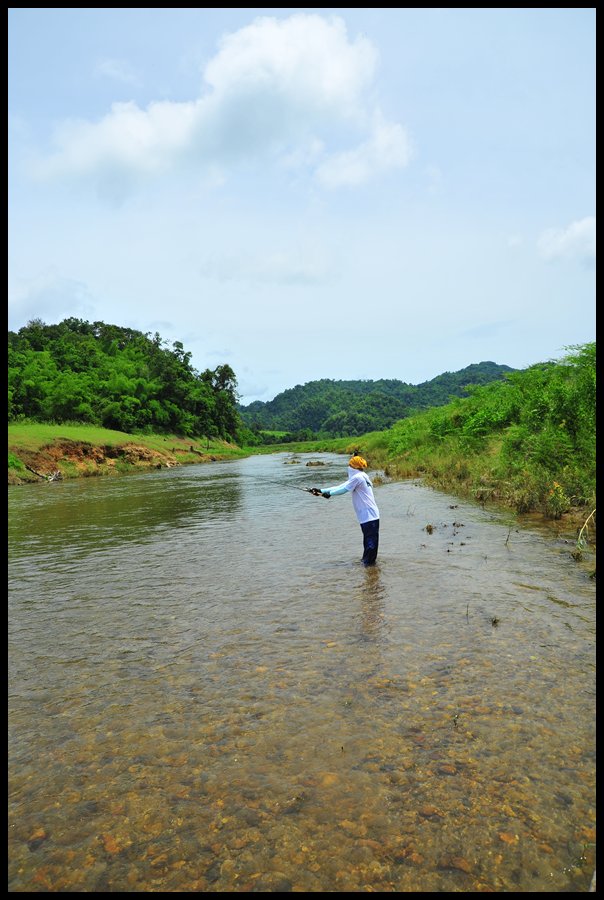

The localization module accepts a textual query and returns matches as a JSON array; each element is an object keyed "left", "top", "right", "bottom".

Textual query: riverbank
[
  {"left": 8, "top": 423, "right": 595, "bottom": 559},
  {"left": 7, "top": 423, "right": 248, "bottom": 486}
]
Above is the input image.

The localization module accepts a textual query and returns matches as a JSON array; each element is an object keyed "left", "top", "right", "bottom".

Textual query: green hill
[{"left": 239, "top": 362, "right": 516, "bottom": 437}]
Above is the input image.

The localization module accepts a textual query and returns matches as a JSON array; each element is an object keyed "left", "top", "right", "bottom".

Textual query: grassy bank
[
  {"left": 8, "top": 422, "right": 248, "bottom": 484},
  {"left": 257, "top": 428, "right": 596, "bottom": 552}
]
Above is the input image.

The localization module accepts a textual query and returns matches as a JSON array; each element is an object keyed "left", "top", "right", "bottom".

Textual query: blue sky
[{"left": 8, "top": 8, "right": 595, "bottom": 405}]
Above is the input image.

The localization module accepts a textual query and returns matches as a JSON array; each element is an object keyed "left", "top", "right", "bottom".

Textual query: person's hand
[{"left": 308, "top": 488, "right": 322, "bottom": 496}]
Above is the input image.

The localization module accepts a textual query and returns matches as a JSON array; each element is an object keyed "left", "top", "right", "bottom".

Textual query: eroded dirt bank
[{"left": 8, "top": 439, "right": 221, "bottom": 485}]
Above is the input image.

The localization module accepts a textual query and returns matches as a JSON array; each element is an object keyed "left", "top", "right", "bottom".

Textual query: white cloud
[
  {"left": 316, "top": 111, "right": 413, "bottom": 188},
  {"left": 538, "top": 216, "right": 596, "bottom": 264},
  {"left": 38, "top": 99, "right": 199, "bottom": 177},
  {"left": 29, "top": 14, "right": 411, "bottom": 197},
  {"left": 204, "top": 14, "right": 377, "bottom": 120}
]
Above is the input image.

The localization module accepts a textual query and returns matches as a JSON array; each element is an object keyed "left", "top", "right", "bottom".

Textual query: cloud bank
[
  {"left": 538, "top": 216, "right": 596, "bottom": 265},
  {"left": 31, "top": 14, "right": 412, "bottom": 198}
]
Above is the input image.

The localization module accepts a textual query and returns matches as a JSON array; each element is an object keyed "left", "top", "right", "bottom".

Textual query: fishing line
[{"left": 229, "top": 472, "right": 318, "bottom": 493}]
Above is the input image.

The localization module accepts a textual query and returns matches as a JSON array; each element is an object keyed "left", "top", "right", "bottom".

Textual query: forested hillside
[
  {"left": 8, "top": 318, "right": 242, "bottom": 440},
  {"left": 239, "top": 362, "right": 515, "bottom": 438}
]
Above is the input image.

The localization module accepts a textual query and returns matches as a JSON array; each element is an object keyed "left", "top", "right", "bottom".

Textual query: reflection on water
[
  {"left": 358, "top": 567, "right": 387, "bottom": 642},
  {"left": 8, "top": 453, "right": 596, "bottom": 892},
  {"left": 8, "top": 467, "right": 244, "bottom": 557}
]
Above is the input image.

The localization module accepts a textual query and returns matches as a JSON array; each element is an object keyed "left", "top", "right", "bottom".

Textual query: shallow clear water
[{"left": 8, "top": 453, "right": 596, "bottom": 892}]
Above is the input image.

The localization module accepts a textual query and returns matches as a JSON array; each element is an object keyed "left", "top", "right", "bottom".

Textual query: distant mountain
[{"left": 238, "top": 362, "right": 516, "bottom": 437}]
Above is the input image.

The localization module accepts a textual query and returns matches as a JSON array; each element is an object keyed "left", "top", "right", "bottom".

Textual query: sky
[{"left": 8, "top": 8, "right": 596, "bottom": 405}]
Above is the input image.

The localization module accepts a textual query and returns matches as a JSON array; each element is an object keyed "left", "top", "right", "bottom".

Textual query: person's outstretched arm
[{"left": 311, "top": 477, "right": 354, "bottom": 498}]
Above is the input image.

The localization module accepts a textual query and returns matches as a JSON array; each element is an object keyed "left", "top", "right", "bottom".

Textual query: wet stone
[
  {"left": 251, "top": 872, "right": 293, "bottom": 892},
  {"left": 419, "top": 805, "right": 443, "bottom": 819},
  {"left": 439, "top": 855, "right": 473, "bottom": 873},
  {"left": 239, "top": 807, "right": 262, "bottom": 826}
]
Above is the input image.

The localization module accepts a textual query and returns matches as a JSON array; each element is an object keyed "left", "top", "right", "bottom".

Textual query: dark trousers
[{"left": 360, "top": 519, "right": 380, "bottom": 566}]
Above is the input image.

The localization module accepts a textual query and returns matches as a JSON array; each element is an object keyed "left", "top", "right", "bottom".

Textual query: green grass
[
  {"left": 7, "top": 421, "right": 246, "bottom": 457},
  {"left": 8, "top": 421, "right": 134, "bottom": 451}
]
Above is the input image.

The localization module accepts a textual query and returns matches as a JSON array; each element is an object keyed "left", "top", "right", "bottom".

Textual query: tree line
[{"left": 8, "top": 318, "right": 242, "bottom": 441}]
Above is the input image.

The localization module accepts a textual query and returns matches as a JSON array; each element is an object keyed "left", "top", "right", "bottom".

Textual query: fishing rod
[{"left": 229, "top": 473, "right": 321, "bottom": 494}]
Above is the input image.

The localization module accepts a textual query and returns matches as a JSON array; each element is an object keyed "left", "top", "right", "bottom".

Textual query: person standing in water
[{"left": 311, "top": 454, "right": 380, "bottom": 566}]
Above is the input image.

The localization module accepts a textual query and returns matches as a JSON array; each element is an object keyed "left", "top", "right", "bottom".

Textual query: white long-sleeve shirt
[{"left": 322, "top": 466, "right": 380, "bottom": 525}]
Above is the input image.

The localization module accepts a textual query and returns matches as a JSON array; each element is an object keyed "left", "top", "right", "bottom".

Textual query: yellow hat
[{"left": 348, "top": 455, "right": 368, "bottom": 470}]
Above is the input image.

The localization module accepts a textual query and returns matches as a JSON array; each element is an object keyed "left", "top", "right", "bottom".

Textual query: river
[{"left": 8, "top": 452, "right": 596, "bottom": 892}]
